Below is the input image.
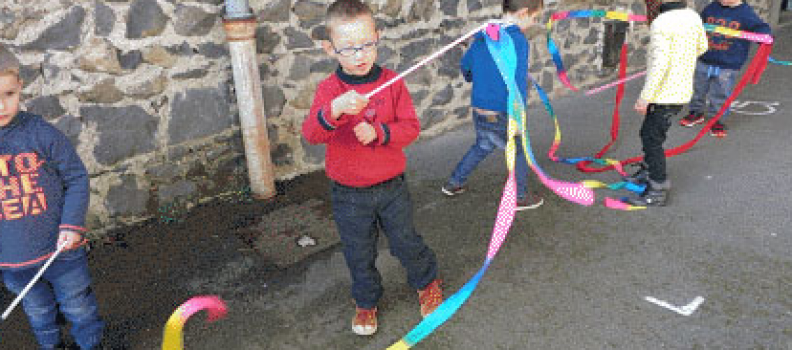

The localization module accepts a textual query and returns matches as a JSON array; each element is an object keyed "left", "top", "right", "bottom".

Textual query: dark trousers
[
  {"left": 2, "top": 248, "right": 104, "bottom": 349},
  {"left": 640, "top": 104, "right": 683, "bottom": 183},
  {"left": 330, "top": 174, "right": 438, "bottom": 309}
]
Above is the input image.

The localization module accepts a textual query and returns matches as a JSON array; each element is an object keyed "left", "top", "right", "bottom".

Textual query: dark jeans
[
  {"left": 640, "top": 104, "right": 683, "bottom": 184},
  {"left": 689, "top": 61, "right": 739, "bottom": 122},
  {"left": 330, "top": 174, "right": 438, "bottom": 309},
  {"left": 449, "top": 110, "right": 530, "bottom": 199},
  {"left": 2, "top": 248, "right": 104, "bottom": 349}
]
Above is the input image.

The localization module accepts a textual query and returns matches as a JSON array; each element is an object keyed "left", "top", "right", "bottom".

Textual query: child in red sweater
[{"left": 301, "top": 0, "right": 442, "bottom": 336}]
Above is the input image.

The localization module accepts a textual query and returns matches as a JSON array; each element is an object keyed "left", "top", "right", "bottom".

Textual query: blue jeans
[
  {"left": 2, "top": 248, "right": 104, "bottom": 349},
  {"left": 689, "top": 61, "right": 739, "bottom": 122},
  {"left": 449, "top": 110, "right": 530, "bottom": 199},
  {"left": 330, "top": 174, "right": 438, "bottom": 309}
]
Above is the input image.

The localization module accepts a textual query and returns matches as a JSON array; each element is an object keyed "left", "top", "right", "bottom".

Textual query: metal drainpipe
[{"left": 223, "top": 0, "right": 276, "bottom": 199}]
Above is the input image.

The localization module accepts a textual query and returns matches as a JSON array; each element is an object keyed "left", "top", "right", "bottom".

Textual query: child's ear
[{"left": 321, "top": 40, "right": 336, "bottom": 57}]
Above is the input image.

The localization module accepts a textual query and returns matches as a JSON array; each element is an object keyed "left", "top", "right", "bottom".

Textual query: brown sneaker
[
  {"left": 352, "top": 306, "right": 378, "bottom": 336},
  {"left": 417, "top": 279, "right": 443, "bottom": 318}
]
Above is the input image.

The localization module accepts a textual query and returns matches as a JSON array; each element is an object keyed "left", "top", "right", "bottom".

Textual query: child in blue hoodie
[
  {"left": 679, "top": 0, "right": 771, "bottom": 137},
  {"left": 442, "top": 0, "right": 544, "bottom": 211},
  {"left": 0, "top": 44, "right": 103, "bottom": 349}
]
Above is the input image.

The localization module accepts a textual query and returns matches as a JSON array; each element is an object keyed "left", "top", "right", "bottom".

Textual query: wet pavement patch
[{"left": 235, "top": 198, "right": 338, "bottom": 268}]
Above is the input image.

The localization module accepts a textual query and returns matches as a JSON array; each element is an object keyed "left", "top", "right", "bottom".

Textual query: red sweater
[{"left": 302, "top": 66, "right": 419, "bottom": 187}]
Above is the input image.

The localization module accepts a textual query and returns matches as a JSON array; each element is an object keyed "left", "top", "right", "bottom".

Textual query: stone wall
[{"left": 0, "top": 0, "right": 774, "bottom": 235}]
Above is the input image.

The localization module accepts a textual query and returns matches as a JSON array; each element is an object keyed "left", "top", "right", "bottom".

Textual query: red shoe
[
  {"left": 418, "top": 279, "right": 444, "bottom": 318},
  {"left": 680, "top": 112, "right": 705, "bottom": 127},
  {"left": 352, "top": 306, "right": 377, "bottom": 335},
  {"left": 710, "top": 122, "right": 727, "bottom": 138}
]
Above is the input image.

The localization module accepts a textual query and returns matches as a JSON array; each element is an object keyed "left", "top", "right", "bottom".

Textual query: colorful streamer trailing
[
  {"left": 769, "top": 57, "right": 791, "bottom": 66},
  {"left": 527, "top": 48, "right": 647, "bottom": 210},
  {"left": 700, "top": 23, "right": 789, "bottom": 66},
  {"left": 545, "top": 11, "right": 782, "bottom": 176},
  {"left": 388, "top": 24, "right": 597, "bottom": 350},
  {"left": 162, "top": 296, "right": 228, "bottom": 350},
  {"left": 702, "top": 23, "right": 773, "bottom": 44},
  {"left": 546, "top": 10, "right": 647, "bottom": 91},
  {"left": 387, "top": 11, "right": 784, "bottom": 348}
]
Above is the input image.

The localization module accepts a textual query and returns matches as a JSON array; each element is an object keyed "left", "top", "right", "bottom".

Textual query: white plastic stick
[
  {"left": 2, "top": 242, "right": 67, "bottom": 320},
  {"left": 365, "top": 21, "right": 504, "bottom": 99},
  {"left": 585, "top": 70, "right": 646, "bottom": 96}
]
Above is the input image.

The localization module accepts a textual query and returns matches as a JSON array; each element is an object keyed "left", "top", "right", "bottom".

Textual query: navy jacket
[
  {"left": 0, "top": 111, "right": 89, "bottom": 270},
  {"left": 699, "top": 2, "right": 771, "bottom": 70},
  {"left": 461, "top": 24, "right": 530, "bottom": 112}
]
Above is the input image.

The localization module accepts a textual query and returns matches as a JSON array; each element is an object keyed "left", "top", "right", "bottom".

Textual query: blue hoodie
[
  {"left": 461, "top": 24, "right": 530, "bottom": 112},
  {"left": 0, "top": 111, "right": 89, "bottom": 270},
  {"left": 699, "top": 2, "right": 771, "bottom": 70}
]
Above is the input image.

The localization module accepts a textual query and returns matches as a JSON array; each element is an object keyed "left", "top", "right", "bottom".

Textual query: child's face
[
  {"left": 510, "top": 7, "right": 544, "bottom": 31},
  {"left": 718, "top": 0, "right": 742, "bottom": 7},
  {"left": 323, "top": 15, "right": 379, "bottom": 76},
  {"left": 0, "top": 74, "right": 22, "bottom": 127}
]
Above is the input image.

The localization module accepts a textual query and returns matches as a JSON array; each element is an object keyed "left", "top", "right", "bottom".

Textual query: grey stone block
[
  {"left": 173, "top": 4, "right": 217, "bottom": 36},
  {"left": 107, "top": 175, "right": 150, "bottom": 216},
  {"left": 82, "top": 105, "right": 158, "bottom": 165},
  {"left": 432, "top": 85, "right": 454, "bottom": 106},
  {"left": 288, "top": 56, "right": 312, "bottom": 81},
  {"left": 24, "top": 7, "right": 85, "bottom": 51},
  {"left": 166, "top": 42, "right": 193, "bottom": 56},
  {"left": 19, "top": 64, "right": 40, "bottom": 88},
  {"left": 172, "top": 68, "right": 209, "bottom": 80},
  {"left": 126, "top": 0, "right": 169, "bottom": 39},
  {"left": 262, "top": 85, "right": 286, "bottom": 118},
  {"left": 310, "top": 59, "right": 336, "bottom": 74},
  {"left": 259, "top": 0, "right": 290, "bottom": 22},
  {"left": 440, "top": 0, "right": 458, "bottom": 16},
  {"left": 420, "top": 108, "right": 444, "bottom": 130},
  {"left": 285, "top": 27, "right": 314, "bottom": 50},
  {"left": 118, "top": 50, "right": 143, "bottom": 70},
  {"left": 53, "top": 114, "right": 83, "bottom": 147},
  {"left": 198, "top": 42, "right": 228, "bottom": 58},
  {"left": 157, "top": 180, "right": 197, "bottom": 204},
  {"left": 256, "top": 26, "right": 279, "bottom": 54},
  {"left": 271, "top": 143, "right": 293, "bottom": 166},
  {"left": 467, "top": 0, "right": 483, "bottom": 12},
  {"left": 300, "top": 137, "right": 325, "bottom": 164},
  {"left": 95, "top": 1, "right": 116, "bottom": 37},
  {"left": 169, "top": 87, "right": 233, "bottom": 145},
  {"left": 77, "top": 79, "right": 124, "bottom": 104},
  {"left": 26, "top": 96, "right": 65, "bottom": 120},
  {"left": 293, "top": 0, "right": 325, "bottom": 26},
  {"left": 437, "top": 46, "right": 463, "bottom": 78}
]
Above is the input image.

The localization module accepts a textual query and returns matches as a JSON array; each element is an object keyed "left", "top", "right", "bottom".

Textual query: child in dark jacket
[
  {"left": 679, "top": 0, "right": 772, "bottom": 138},
  {"left": 441, "top": 0, "right": 545, "bottom": 211},
  {"left": 0, "top": 44, "right": 103, "bottom": 349}
]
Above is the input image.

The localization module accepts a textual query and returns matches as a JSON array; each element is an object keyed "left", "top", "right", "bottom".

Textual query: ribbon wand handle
[
  {"left": 585, "top": 70, "right": 646, "bottom": 96},
  {"left": 365, "top": 22, "right": 501, "bottom": 99},
  {"left": 2, "top": 242, "right": 68, "bottom": 321}
]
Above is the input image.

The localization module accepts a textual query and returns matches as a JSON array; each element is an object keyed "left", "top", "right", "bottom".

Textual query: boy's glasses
[{"left": 331, "top": 39, "right": 379, "bottom": 57}]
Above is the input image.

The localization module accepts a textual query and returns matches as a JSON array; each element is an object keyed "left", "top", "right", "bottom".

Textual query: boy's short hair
[
  {"left": 503, "top": 0, "right": 544, "bottom": 13},
  {"left": 0, "top": 44, "right": 21, "bottom": 78},
  {"left": 326, "top": 0, "right": 374, "bottom": 35}
]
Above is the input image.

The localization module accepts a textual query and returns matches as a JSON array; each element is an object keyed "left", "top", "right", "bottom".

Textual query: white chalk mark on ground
[
  {"left": 645, "top": 296, "right": 705, "bottom": 316},
  {"left": 730, "top": 100, "right": 780, "bottom": 115}
]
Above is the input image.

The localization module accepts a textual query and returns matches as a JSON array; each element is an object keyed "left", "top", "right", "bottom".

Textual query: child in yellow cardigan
[{"left": 628, "top": 0, "right": 708, "bottom": 206}]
